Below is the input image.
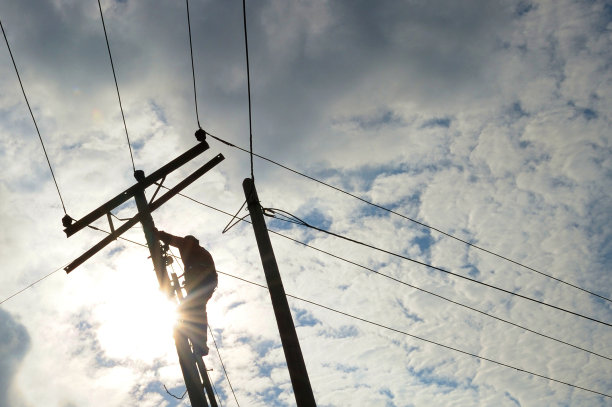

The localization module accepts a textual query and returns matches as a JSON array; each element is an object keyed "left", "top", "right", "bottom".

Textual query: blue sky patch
[
  {"left": 422, "top": 117, "right": 451, "bottom": 128},
  {"left": 396, "top": 299, "right": 424, "bottom": 324},
  {"left": 348, "top": 109, "right": 405, "bottom": 130},
  {"left": 409, "top": 365, "right": 460, "bottom": 392},
  {"left": 510, "top": 102, "right": 529, "bottom": 119},
  {"left": 149, "top": 101, "right": 167, "bottom": 124},
  {"left": 505, "top": 391, "right": 521, "bottom": 406},
  {"left": 295, "top": 308, "right": 321, "bottom": 327},
  {"left": 320, "top": 324, "right": 359, "bottom": 339},
  {"left": 301, "top": 208, "right": 332, "bottom": 230},
  {"left": 580, "top": 107, "right": 598, "bottom": 120},
  {"left": 515, "top": 2, "right": 535, "bottom": 17},
  {"left": 463, "top": 265, "right": 480, "bottom": 278},
  {"left": 254, "top": 339, "right": 278, "bottom": 358},
  {"left": 227, "top": 300, "right": 246, "bottom": 311},
  {"left": 412, "top": 231, "right": 434, "bottom": 255}
]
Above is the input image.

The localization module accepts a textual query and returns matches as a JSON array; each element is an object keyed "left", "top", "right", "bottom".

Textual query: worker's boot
[{"left": 194, "top": 343, "right": 209, "bottom": 357}]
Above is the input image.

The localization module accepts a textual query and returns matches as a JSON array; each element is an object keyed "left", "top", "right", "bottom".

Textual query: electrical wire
[
  {"left": 265, "top": 208, "right": 612, "bottom": 328},
  {"left": 215, "top": 269, "right": 612, "bottom": 399},
  {"left": 209, "top": 325, "right": 241, "bottom": 407},
  {"left": 168, "top": 247, "right": 241, "bottom": 406},
  {"left": 6, "top": 230, "right": 607, "bottom": 399},
  {"left": 86, "top": 224, "right": 148, "bottom": 248},
  {"left": 0, "top": 225, "right": 147, "bottom": 306},
  {"left": 1, "top": 17, "right": 68, "bottom": 214},
  {"left": 97, "top": 0, "right": 136, "bottom": 172},
  {"left": 204, "top": 367, "right": 222, "bottom": 407},
  {"left": 4, "top": 196, "right": 610, "bottom": 398},
  {"left": 154, "top": 191, "right": 612, "bottom": 361},
  {"left": 265, "top": 229, "right": 612, "bottom": 361},
  {"left": 0, "top": 263, "right": 68, "bottom": 305},
  {"left": 242, "top": 0, "right": 254, "bottom": 181},
  {"left": 163, "top": 384, "right": 187, "bottom": 400},
  {"left": 206, "top": 133, "right": 612, "bottom": 304},
  {"left": 185, "top": 0, "right": 202, "bottom": 129},
  {"left": 221, "top": 199, "right": 248, "bottom": 234}
]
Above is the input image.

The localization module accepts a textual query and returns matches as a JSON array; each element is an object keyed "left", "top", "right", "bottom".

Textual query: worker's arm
[{"left": 157, "top": 230, "right": 185, "bottom": 248}]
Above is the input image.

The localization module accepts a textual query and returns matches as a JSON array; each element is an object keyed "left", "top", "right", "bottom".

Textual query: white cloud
[{"left": 1, "top": 0, "right": 611, "bottom": 406}]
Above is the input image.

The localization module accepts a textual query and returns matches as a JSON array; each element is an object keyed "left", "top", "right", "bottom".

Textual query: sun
[{"left": 94, "top": 255, "right": 180, "bottom": 362}]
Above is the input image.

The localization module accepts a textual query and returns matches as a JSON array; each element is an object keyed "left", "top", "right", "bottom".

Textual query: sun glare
[{"left": 95, "top": 257, "right": 180, "bottom": 362}]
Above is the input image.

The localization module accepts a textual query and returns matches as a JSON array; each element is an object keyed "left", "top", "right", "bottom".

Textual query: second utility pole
[{"left": 243, "top": 178, "right": 317, "bottom": 407}]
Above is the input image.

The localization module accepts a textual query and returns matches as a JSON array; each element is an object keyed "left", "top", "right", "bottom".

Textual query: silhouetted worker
[{"left": 156, "top": 229, "right": 217, "bottom": 356}]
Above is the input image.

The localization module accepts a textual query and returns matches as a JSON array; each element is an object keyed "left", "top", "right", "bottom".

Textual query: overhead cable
[
  {"left": 266, "top": 227, "right": 612, "bottom": 361},
  {"left": 1, "top": 17, "right": 68, "bottom": 214},
  {"left": 163, "top": 384, "right": 187, "bottom": 400},
  {"left": 0, "top": 226, "right": 147, "bottom": 306},
  {"left": 185, "top": 0, "right": 202, "bottom": 129},
  {"left": 205, "top": 133, "right": 611, "bottom": 304},
  {"left": 215, "top": 269, "right": 612, "bottom": 399},
  {"left": 97, "top": 0, "right": 136, "bottom": 172},
  {"left": 5, "top": 195, "right": 610, "bottom": 386},
  {"left": 265, "top": 208, "right": 612, "bottom": 328},
  {"left": 241, "top": 0, "right": 254, "bottom": 181},
  {"left": 168, "top": 248, "right": 240, "bottom": 407},
  {"left": 209, "top": 325, "right": 241, "bottom": 407},
  {"left": 153, "top": 189, "right": 611, "bottom": 361},
  {"left": 0, "top": 263, "right": 67, "bottom": 305}
]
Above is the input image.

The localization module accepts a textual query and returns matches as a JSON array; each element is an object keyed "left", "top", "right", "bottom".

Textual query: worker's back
[{"left": 181, "top": 244, "right": 216, "bottom": 294}]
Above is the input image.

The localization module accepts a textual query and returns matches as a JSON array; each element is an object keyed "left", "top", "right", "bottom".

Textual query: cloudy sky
[{"left": 1, "top": 0, "right": 611, "bottom": 406}]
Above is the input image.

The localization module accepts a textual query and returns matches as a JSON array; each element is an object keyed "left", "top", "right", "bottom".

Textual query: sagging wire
[
  {"left": 209, "top": 324, "right": 240, "bottom": 407},
  {"left": 263, "top": 207, "right": 612, "bottom": 328},
  {"left": 205, "top": 132, "right": 612, "bottom": 304},
  {"left": 97, "top": 0, "right": 136, "bottom": 172},
  {"left": 242, "top": 0, "right": 254, "bottom": 181},
  {"left": 168, "top": 247, "right": 241, "bottom": 406},
  {"left": 163, "top": 384, "right": 187, "bottom": 400},
  {"left": 222, "top": 200, "right": 249, "bottom": 234},
  {"left": 1, "top": 16, "right": 68, "bottom": 215},
  {"left": 215, "top": 269, "right": 612, "bottom": 399}
]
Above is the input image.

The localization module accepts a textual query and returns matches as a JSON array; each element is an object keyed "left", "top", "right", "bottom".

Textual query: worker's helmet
[{"left": 185, "top": 235, "right": 199, "bottom": 245}]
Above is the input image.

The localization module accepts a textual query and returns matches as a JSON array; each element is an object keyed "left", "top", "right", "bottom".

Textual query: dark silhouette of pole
[
  {"left": 63, "top": 140, "right": 225, "bottom": 407},
  {"left": 134, "top": 184, "right": 208, "bottom": 407},
  {"left": 243, "top": 178, "right": 317, "bottom": 407}
]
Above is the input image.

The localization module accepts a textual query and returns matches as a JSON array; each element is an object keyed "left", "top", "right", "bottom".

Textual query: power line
[
  {"left": 265, "top": 208, "right": 612, "bottom": 328},
  {"left": 241, "top": 0, "right": 254, "bottom": 181},
  {"left": 215, "top": 269, "right": 612, "bottom": 400},
  {"left": 209, "top": 325, "right": 241, "bottom": 407},
  {"left": 0, "top": 263, "right": 67, "bottom": 305},
  {"left": 205, "top": 133, "right": 612, "bottom": 304},
  {"left": 4, "top": 194, "right": 610, "bottom": 398},
  {"left": 0, "top": 226, "right": 147, "bottom": 305},
  {"left": 265, "top": 228, "right": 612, "bottom": 361},
  {"left": 167, "top": 247, "right": 241, "bottom": 407},
  {"left": 205, "top": 367, "right": 223, "bottom": 407},
  {"left": 1, "top": 17, "right": 68, "bottom": 215},
  {"left": 155, "top": 191, "right": 611, "bottom": 361},
  {"left": 163, "top": 384, "right": 187, "bottom": 400},
  {"left": 97, "top": 0, "right": 136, "bottom": 172},
  {"left": 185, "top": 0, "right": 202, "bottom": 129}
]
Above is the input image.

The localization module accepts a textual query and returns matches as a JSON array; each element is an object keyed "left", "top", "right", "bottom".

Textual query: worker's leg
[
  {"left": 181, "top": 294, "right": 208, "bottom": 356},
  {"left": 185, "top": 278, "right": 217, "bottom": 356}
]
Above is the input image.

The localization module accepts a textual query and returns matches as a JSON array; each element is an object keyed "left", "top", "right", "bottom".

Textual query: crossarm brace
[
  {"left": 64, "top": 153, "right": 225, "bottom": 273},
  {"left": 64, "top": 141, "right": 210, "bottom": 237}
]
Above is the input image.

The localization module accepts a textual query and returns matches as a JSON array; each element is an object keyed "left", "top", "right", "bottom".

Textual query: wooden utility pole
[
  {"left": 64, "top": 138, "right": 224, "bottom": 407},
  {"left": 243, "top": 178, "right": 317, "bottom": 407}
]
